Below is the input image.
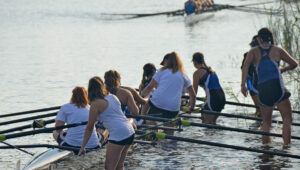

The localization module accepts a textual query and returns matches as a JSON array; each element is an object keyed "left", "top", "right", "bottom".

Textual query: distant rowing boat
[{"left": 184, "top": 11, "right": 215, "bottom": 25}]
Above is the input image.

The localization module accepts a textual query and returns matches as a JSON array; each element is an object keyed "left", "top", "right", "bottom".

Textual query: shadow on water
[{"left": 255, "top": 145, "right": 293, "bottom": 169}]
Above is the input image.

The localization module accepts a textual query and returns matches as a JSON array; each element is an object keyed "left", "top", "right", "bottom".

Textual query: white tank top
[
  {"left": 98, "top": 94, "right": 135, "bottom": 141},
  {"left": 56, "top": 103, "right": 100, "bottom": 148}
]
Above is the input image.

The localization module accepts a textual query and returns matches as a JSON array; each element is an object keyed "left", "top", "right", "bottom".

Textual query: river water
[{"left": 1, "top": 0, "right": 300, "bottom": 169}]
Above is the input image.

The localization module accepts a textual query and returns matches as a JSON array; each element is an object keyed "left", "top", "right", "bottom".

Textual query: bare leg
[
  {"left": 260, "top": 106, "right": 274, "bottom": 144},
  {"left": 276, "top": 99, "right": 292, "bottom": 145},
  {"left": 201, "top": 114, "right": 218, "bottom": 125},
  {"left": 251, "top": 94, "right": 261, "bottom": 116},
  {"left": 52, "top": 130, "right": 59, "bottom": 143},
  {"left": 105, "top": 142, "right": 125, "bottom": 170},
  {"left": 141, "top": 102, "right": 150, "bottom": 115},
  {"left": 116, "top": 145, "right": 131, "bottom": 170},
  {"left": 141, "top": 102, "right": 156, "bottom": 125}
]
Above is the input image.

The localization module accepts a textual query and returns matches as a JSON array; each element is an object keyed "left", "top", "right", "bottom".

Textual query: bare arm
[
  {"left": 122, "top": 86, "right": 147, "bottom": 105},
  {"left": 241, "top": 50, "right": 255, "bottom": 97},
  {"left": 78, "top": 100, "right": 107, "bottom": 155},
  {"left": 186, "top": 86, "right": 196, "bottom": 113},
  {"left": 54, "top": 120, "right": 65, "bottom": 133},
  {"left": 123, "top": 89, "right": 139, "bottom": 115},
  {"left": 279, "top": 48, "right": 298, "bottom": 73},
  {"left": 192, "top": 69, "right": 206, "bottom": 95},
  {"left": 141, "top": 79, "right": 157, "bottom": 97}
]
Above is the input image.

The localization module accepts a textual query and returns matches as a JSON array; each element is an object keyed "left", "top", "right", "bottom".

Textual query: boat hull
[
  {"left": 184, "top": 12, "right": 214, "bottom": 25},
  {"left": 23, "top": 148, "right": 73, "bottom": 170}
]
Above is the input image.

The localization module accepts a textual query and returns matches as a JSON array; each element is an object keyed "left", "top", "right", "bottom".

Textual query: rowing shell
[
  {"left": 184, "top": 12, "right": 215, "bottom": 25},
  {"left": 22, "top": 148, "right": 73, "bottom": 170}
]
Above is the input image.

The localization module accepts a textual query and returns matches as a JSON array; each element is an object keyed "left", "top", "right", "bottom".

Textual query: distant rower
[{"left": 184, "top": 0, "right": 215, "bottom": 15}]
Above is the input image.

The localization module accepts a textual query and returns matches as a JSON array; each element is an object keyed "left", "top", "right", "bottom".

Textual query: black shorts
[
  {"left": 109, "top": 134, "right": 135, "bottom": 146},
  {"left": 148, "top": 100, "right": 179, "bottom": 118},
  {"left": 258, "top": 79, "right": 291, "bottom": 107},
  {"left": 57, "top": 133, "right": 100, "bottom": 155},
  {"left": 205, "top": 89, "right": 226, "bottom": 112}
]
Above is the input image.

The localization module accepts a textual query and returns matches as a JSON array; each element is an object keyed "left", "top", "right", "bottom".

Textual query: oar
[
  {"left": 180, "top": 109, "right": 300, "bottom": 127},
  {"left": 0, "top": 141, "right": 34, "bottom": 156},
  {"left": 0, "top": 112, "right": 57, "bottom": 126},
  {"left": 0, "top": 141, "right": 156, "bottom": 149},
  {"left": 137, "top": 124, "right": 182, "bottom": 132},
  {"left": 0, "top": 106, "right": 60, "bottom": 118},
  {"left": 100, "top": 9, "right": 184, "bottom": 18},
  {"left": 127, "top": 115, "right": 300, "bottom": 140},
  {"left": 0, "top": 119, "right": 55, "bottom": 134},
  {"left": 0, "top": 144, "right": 97, "bottom": 153},
  {"left": 135, "top": 130, "right": 300, "bottom": 159},
  {"left": 0, "top": 121, "right": 87, "bottom": 142},
  {"left": 182, "top": 95, "right": 300, "bottom": 114},
  {"left": 100, "top": 1, "right": 278, "bottom": 18}
]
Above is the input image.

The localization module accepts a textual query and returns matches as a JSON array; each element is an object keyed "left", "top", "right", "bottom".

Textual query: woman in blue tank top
[
  {"left": 192, "top": 52, "right": 226, "bottom": 125},
  {"left": 241, "top": 35, "right": 261, "bottom": 117},
  {"left": 241, "top": 28, "right": 298, "bottom": 145}
]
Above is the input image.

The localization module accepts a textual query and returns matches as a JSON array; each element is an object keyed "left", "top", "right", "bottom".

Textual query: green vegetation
[{"left": 268, "top": 0, "right": 300, "bottom": 109}]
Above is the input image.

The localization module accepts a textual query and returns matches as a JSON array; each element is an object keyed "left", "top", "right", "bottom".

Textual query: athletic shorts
[
  {"left": 148, "top": 100, "right": 179, "bottom": 118},
  {"left": 57, "top": 133, "right": 101, "bottom": 154},
  {"left": 258, "top": 79, "right": 291, "bottom": 107},
  {"left": 248, "top": 77, "right": 259, "bottom": 96},
  {"left": 109, "top": 134, "right": 135, "bottom": 146},
  {"left": 205, "top": 89, "right": 226, "bottom": 112}
]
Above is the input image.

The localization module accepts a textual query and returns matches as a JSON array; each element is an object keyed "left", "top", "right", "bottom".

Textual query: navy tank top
[
  {"left": 256, "top": 45, "right": 280, "bottom": 84},
  {"left": 198, "top": 67, "right": 222, "bottom": 90}
]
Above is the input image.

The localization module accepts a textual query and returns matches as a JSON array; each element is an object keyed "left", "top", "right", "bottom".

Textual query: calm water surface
[{"left": 1, "top": 0, "right": 300, "bottom": 169}]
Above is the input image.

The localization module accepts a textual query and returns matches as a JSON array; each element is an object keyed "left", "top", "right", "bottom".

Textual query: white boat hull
[
  {"left": 184, "top": 12, "right": 214, "bottom": 25},
  {"left": 23, "top": 148, "right": 73, "bottom": 170}
]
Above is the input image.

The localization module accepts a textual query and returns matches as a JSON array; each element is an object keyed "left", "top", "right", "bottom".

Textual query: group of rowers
[
  {"left": 184, "top": 0, "right": 215, "bottom": 15},
  {"left": 52, "top": 27, "right": 297, "bottom": 169}
]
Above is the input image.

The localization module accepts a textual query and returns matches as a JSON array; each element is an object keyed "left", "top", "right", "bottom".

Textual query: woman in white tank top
[
  {"left": 53, "top": 86, "right": 108, "bottom": 154},
  {"left": 79, "top": 77, "right": 135, "bottom": 170}
]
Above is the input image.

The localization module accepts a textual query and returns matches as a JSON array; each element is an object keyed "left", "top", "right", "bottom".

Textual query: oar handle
[{"left": 0, "top": 121, "right": 87, "bottom": 141}]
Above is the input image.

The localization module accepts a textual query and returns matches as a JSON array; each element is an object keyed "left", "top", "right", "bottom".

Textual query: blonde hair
[{"left": 162, "top": 52, "right": 184, "bottom": 73}]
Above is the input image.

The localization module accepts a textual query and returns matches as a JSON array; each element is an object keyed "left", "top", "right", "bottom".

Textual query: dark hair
[
  {"left": 104, "top": 70, "right": 120, "bottom": 94},
  {"left": 258, "top": 27, "right": 274, "bottom": 45},
  {"left": 249, "top": 35, "right": 258, "bottom": 47},
  {"left": 88, "top": 76, "right": 108, "bottom": 102},
  {"left": 192, "top": 52, "right": 214, "bottom": 73},
  {"left": 140, "top": 63, "right": 156, "bottom": 90},
  {"left": 70, "top": 86, "right": 88, "bottom": 108}
]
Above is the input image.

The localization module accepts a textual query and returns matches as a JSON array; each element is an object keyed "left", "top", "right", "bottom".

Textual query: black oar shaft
[
  {"left": 1, "top": 122, "right": 87, "bottom": 141},
  {"left": 182, "top": 110, "right": 300, "bottom": 127},
  {"left": 127, "top": 115, "right": 300, "bottom": 140},
  {"left": 136, "top": 131, "right": 300, "bottom": 159},
  {"left": 0, "top": 141, "right": 34, "bottom": 156},
  {"left": 182, "top": 96, "right": 300, "bottom": 114},
  {"left": 0, "top": 112, "right": 57, "bottom": 126},
  {"left": 0, "top": 119, "right": 55, "bottom": 134},
  {"left": 0, "top": 106, "right": 60, "bottom": 118}
]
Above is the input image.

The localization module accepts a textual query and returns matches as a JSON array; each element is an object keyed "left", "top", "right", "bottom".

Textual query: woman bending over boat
[
  {"left": 139, "top": 63, "right": 156, "bottom": 95},
  {"left": 79, "top": 77, "right": 135, "bottom": 170},
  {"left": 53, "top": 86, "right": 109, "bottom": 154},
  {"left": 241, "top": 35, "right": 261, "bottom": 117},
  {"left": 142, "top": 52, "right": 196, "bottom": 134},
  {"left": 192, "top": 52, "right": 226, "bottom": 125},
  {"left": 241, "top": 28, "right": 298, "bottom": 145},
  {"left": 104, "top": 70, "right": 146, "bottom": 126}
]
